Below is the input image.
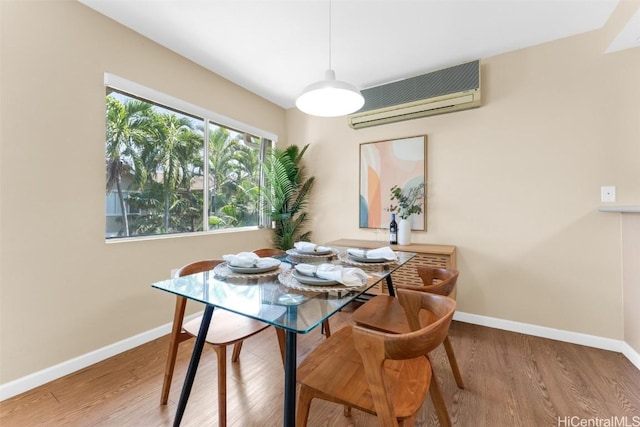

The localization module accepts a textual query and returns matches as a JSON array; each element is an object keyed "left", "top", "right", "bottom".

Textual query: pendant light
[{"left": 295, "top": 0, "right": 364, "bottom": 117}]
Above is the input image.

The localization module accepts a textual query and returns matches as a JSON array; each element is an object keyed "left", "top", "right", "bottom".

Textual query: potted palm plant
[{"left": 262, "top": 144, "right": 315, "bottom": 250}]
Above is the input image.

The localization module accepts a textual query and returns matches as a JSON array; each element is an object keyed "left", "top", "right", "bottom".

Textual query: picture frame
[{"left": 359, "top": 135, "right": 427, "bottom": 230}]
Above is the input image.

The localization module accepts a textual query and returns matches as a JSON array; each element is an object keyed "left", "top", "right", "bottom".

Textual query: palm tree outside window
[{"left": 105, "top": 85, "right": 273, "bottom": 239}]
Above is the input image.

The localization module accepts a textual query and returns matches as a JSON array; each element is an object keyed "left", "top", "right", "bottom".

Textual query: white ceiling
[{"left": 79, "top": 0, "right": 637, "bottom": 110}]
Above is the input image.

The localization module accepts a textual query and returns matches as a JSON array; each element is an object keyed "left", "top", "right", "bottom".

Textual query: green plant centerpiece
[
  {"left": 262, "top": 144, "right": 315, "bottom": 250},
  {"left": 387, "top": 182, "right": 425, "bottom": 220}
]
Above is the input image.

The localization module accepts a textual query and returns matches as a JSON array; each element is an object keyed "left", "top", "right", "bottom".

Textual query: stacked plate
[
  {"left": 278, "top": 269, "right": 365, "bottom": 293},
  {"left": 338, "top": 249, "right": 398, "bottom": 270},
  {"left": 214, "top": 258, "right": 287, "bottom": 282},
  {"left": 227, "top": 259, "right": 281, "bottom": 274},
  {"left": 285, "top": 247, "right": 337, "bottom": 264},
  {"left": 291, "top": 269, "right": 339, "bottom": 286},
  {"left": 347, "top": 253, "right": 389, "bottom": 263}
]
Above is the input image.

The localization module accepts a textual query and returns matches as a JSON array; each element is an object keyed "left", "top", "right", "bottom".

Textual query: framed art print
[{"left": 359, "top": 135, "right": 427, "bottom": 230}]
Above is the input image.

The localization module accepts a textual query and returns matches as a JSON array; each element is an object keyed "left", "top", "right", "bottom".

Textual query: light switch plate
[{"left": 601, "top": 186, "right": 616, "bottom": 202}]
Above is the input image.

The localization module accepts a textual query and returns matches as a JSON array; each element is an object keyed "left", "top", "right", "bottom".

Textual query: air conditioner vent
[{"left": 348, "top": 60, "right": 481, "bottom": 129}]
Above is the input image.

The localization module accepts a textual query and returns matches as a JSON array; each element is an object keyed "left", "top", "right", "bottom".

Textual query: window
[{"left": 104, "top": 74, "right": 276, "bottom": 239}]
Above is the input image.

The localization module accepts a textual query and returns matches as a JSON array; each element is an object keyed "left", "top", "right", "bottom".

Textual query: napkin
[
  {"left": 223, "top": 252, "right": 279, "bottom": 268},
  {"left": 294, "top": 242, "right": 332, "bottom": 253},
  {"left": 347, "top": 246, "right": 397, "bottom": 261},
  {"left": 295, "top": 263, "right": 369, "bottom": 286}
]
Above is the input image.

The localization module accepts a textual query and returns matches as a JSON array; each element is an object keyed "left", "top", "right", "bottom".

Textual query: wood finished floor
[{"left": 2, "top": 302, "right": 639, "bottom": 426}]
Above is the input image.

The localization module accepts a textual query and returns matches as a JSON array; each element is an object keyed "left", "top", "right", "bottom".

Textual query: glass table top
[{"left": 152, "top": 247, "right": 415, "bottom": 334}]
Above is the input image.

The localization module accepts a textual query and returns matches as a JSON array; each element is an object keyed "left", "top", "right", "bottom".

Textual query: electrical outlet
[{"left": 601, "top": 186, "right": 616, "bottom": 203}]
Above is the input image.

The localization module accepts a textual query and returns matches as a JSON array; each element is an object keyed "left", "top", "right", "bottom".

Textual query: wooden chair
[
  {"left": 351, "top": 266, "right": 465, "bottom": 388},
  {"left": 296, "top": 289, "right": 456, "bottom": 427},
  {"left": 252, "top": 247, "right": 286, "bottom": 258},
  {"left": 160, "top": 259, "right": 275, "bottom": 427}
]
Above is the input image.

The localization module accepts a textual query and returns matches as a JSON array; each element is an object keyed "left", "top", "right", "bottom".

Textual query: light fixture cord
[{"left": 328, "top": 0, "right": 332, "bottom": 70}]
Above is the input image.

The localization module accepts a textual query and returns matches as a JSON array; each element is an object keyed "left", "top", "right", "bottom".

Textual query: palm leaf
[{"left": 261, "top": 144, "right": 314, "bottom": 249}]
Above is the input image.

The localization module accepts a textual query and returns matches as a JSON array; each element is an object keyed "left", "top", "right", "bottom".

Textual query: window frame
[{"left": 104, "top": 73, "right": 277, "bottom": 241}]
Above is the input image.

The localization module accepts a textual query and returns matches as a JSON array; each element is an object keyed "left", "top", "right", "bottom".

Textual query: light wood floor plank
[{"left": 2, "top": 303, "right": 639, "bottom": 426}]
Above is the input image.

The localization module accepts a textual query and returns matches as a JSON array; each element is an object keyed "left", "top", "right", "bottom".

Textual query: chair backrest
[
  {"left": 175, "top": 260, "right": 224, "bottom": 277},
  {"left": 252, "top": 248, "right": 286, "bottom": 258},
  {"left": 351, "top": 289, "right": 456, "bottom": 426},
  {"left": 415, "top": 266, "right": 459, "bottom": 297}
]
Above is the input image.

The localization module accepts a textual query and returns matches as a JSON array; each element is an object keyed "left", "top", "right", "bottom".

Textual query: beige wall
[
  {"left": 622, "top": 214, "right": 640, "bottom": 354},
  {"left": 0, "top": 1, "right": 284, "bottom": 383},
  {"left": 1, "top": 0, "right": 638, "bottom": 387},
  {"left": 287, "top": 4, "right": 639, "bottom": 340}
]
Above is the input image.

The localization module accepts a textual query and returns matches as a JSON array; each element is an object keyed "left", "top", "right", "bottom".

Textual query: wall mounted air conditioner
[{"left": 348, "top": 60, "right": 481, "bottom": 129}]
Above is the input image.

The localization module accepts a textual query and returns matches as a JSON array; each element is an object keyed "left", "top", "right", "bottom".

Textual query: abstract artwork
[{"left": 359, "top": 135, "right": 427, "bottom": 230}]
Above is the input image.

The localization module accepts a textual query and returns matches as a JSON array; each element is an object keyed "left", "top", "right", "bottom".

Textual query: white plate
[
  {"left": 228, "top": 261, "right": 280, "bottom": 274},
  {"left": 296, "top": 249, "right": 332, "bottom": 255},
  {"left": 348, "top": 254, "right": 388, "bottom": 263},
  {"left": 292, "top": 270, "right": 338, "bottom": 285},
  {"left": 286, "top": 248, "right": 335, "bottom": 258}
]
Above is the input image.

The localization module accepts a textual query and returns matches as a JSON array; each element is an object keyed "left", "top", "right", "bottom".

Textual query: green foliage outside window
[{"left": 105, "top": 90, "right": 266, "bottom": 238}]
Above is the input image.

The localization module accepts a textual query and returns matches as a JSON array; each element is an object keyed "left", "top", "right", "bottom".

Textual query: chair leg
[
  {"left": 296, "top": 385, "right": 313, "bottom": 427},
  {"left": 275, "top": 327, "right": 286, "bottom": 366},
  {"left": 161, "top": 296, "right": 187, "bottom": 405},
  {"left": 343, "top": 405, "right": 352, "bottom": 417},
  {"left": 231, "top": 341, "right": 243, "bottom": 363},
  {"left": 443, "top": 335, "right": 465, "bottom": 389},
  {"left": 215, "top": 346, "right": 228, "bottom": 427},
  {"left": 322, "top": 320, "right": 331, "bottom": 338},
  {"left": 428, "top": 366, "right": 451, "bottom": 427},
  {"left": 399, "top": 415, "right": 418, "bottom": 426}
]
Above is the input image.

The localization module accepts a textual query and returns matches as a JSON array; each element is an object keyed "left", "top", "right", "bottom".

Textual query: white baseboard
[
  {"left": 621, "top": 341, "right": 640, "bottom": 371},
  {"left": 1, "top": 310, "right": 638, "bottom": 401},
  {"left": 453, "top": 311, "right": 640, "bottom": 370},
  {"left": 0, "top": 312, "right": 202, "bottom": 402}
]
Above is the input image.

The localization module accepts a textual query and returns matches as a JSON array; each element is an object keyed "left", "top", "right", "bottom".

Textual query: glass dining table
[{"left": 151, "top": 245, "right": 416, "bottom": 427}]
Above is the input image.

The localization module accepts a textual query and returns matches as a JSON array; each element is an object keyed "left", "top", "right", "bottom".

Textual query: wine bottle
[{"left": 389, "top": 213, "right": 398, "bottom": 245}]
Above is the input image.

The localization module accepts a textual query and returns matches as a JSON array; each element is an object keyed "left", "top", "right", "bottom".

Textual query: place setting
[
  {"left": 215, "top": 252, "right": 290, "bottom": 280},
  {"left": 285, "top": 241, "right": 338, "bottom": 264},
  {"left": 339, "top": 246, "right": 399, "bottom": 268},
  {"left": 279, "top": 262, "right": 370, "bottom": 293}
]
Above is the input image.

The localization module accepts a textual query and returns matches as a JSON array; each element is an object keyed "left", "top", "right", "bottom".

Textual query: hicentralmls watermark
[{"left": 558, "top": 416, "right": 640, "bottom": 427}]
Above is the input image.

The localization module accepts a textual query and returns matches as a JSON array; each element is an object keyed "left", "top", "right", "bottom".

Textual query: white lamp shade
[{"left": 296, "top": 70, "right": 365, "bottom": 117}]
